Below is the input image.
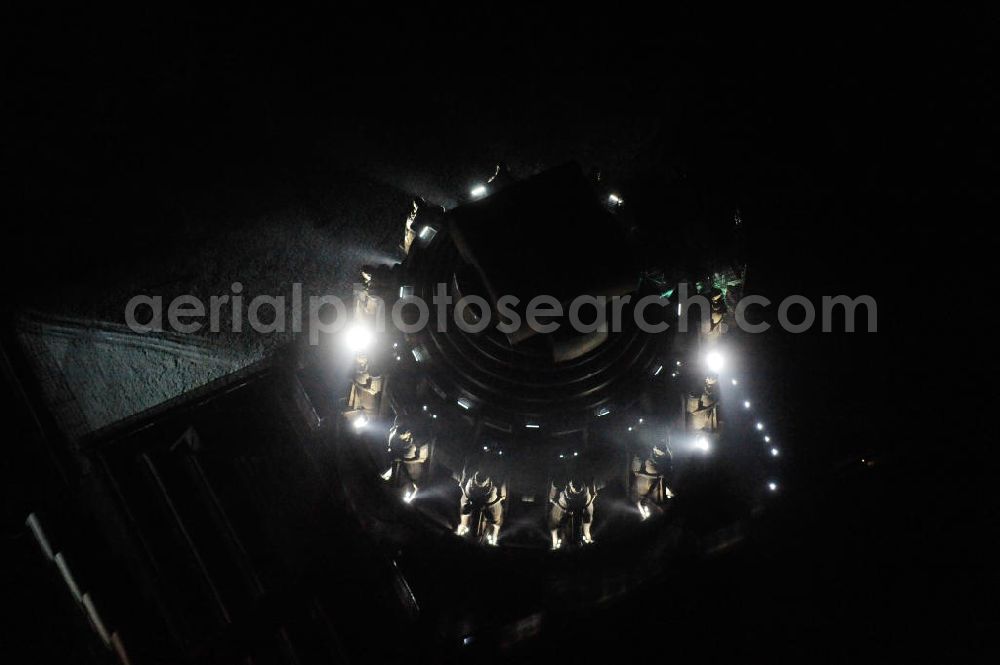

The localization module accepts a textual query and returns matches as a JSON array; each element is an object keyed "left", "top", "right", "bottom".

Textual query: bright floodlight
[
  {"left": 756, "top": 422, "right": 764, "bottom": 431},
  {"left": 470, "top": 184, "right": 487, "bottom": 198},
  {"left": 731, "top": 378, "right": 738, "bottom": 386},
  {"left": 705, "top": 351, "right": 725, "bottom": 373},
  {"left": 743, "top": 400, "right": 751, "bottom": 409},
  {"left": 344, "top": 323, "right": 374, "bottom": 353},
  {"left": 771, "top": 447, "right": 780, "bottom": 457},
  {"left": 768, "top": 481, "right": 778, "bottom": 491},
  {"left": 608, "top": 193, "right": 622, "bottom": 205},
  {"left": 695, "top": 436, "right": 710, "bottom": 453},
  {"left": 352, "top": 413, "right": 369, "bottom": 430},
  {"left": 764, "top": 435, "right": 771, "bottom": 443}
]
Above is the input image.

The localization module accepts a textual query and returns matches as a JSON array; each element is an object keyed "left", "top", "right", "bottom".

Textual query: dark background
[{"left": 2, "top": 6, "right": 994, "bottom": 661}]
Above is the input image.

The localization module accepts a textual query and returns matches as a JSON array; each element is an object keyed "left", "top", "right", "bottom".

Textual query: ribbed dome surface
[{"left": 402, "top": 224, "right": 668, "bottom": 430}]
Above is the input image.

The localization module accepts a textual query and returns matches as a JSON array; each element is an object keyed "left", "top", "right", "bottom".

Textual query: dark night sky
[{"left": 2, "top": 6, "right": 995, "bottom": 660}]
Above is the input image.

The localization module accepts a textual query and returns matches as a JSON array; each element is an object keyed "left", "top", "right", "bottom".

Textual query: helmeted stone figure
[
  {"left": 348, "top": 354, "right": 382, "bottom": 413},
  {"left": 456, "top": 470, "right": 506, "bottom": 546},
  {"left": 548, "top": 478, "right": 597, "bottom": 549},
  {"left": 382, "top": 417, "right": 431, "bottom": 502},
  {"left": 706, "top": 286, "right": 727, "bottom": 339},
  {"left": 630, "top": 441, "right": 675, "bottom": 520},
  {"left": 686, "top": 375, "right": 719, "bottom": 433}
]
